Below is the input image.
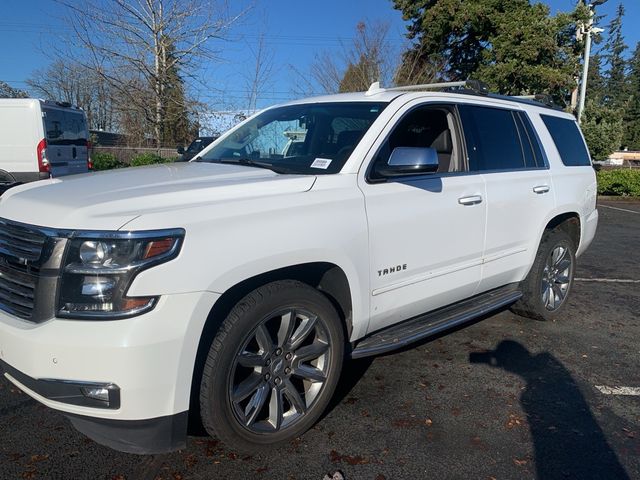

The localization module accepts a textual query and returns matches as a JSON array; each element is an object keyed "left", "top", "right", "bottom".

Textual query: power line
[{"left": 0, "top": 22, "right": 407, "bottom": 47}]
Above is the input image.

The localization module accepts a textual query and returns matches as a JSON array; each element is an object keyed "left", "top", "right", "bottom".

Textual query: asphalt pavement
[{"left": 1, "top": 200, "right": 639, "bottom": 479}]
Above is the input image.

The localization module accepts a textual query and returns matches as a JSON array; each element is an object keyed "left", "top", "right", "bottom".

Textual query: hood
[{"left": 0, "top": 162, "right": 316, "bottom": 230}]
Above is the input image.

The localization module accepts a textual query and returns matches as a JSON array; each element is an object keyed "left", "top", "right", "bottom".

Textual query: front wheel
[
  {"left": 511, "top": 228, "right": 576, "bottom": 321},
  {"left": 199, "top": 280, "right": 344, "bottom": 452}
]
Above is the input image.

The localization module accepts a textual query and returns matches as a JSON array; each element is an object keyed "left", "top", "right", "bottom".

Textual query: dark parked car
[{"left": 176, "top": 136, "right": 218, "bottom": 161}]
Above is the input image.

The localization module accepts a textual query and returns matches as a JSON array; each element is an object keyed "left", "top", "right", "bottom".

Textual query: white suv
[{"left": 0, "top": 81, "right": 598, "bottom": 454}]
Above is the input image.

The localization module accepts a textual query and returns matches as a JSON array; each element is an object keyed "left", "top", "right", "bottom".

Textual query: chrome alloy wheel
[
  {"left": 229, "top": 308, "right": 331, "bottom": 433},
  {"left": 541, "top": 245, "right": 573, "bottom": 311}
]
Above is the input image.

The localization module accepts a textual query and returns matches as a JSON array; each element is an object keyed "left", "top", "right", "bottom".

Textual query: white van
[{"left": 0, "top": 99, "right": 90, "bottom": 185}]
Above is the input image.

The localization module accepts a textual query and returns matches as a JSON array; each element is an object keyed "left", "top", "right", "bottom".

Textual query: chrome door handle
[
  {"left": 533, "top": 185, "right": 550, "bottom": 194},
  {"left": 458, "top": 195, "right": 483, "bottom": 205}
]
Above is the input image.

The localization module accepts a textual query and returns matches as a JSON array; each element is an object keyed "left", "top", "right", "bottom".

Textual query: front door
[{"left": 358, "top": 103, "right": 487, "bottom": 333}]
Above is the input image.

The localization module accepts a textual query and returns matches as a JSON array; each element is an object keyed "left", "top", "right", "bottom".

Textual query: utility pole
[{"left": 577, "top": 0, "right": 607, "bottom": 124}]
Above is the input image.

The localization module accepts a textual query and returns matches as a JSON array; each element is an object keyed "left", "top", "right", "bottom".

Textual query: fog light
[
  {"left": 64, "top": 302, "right": 114, "bottom": 312},
  {"left": 81, "top": 276, "right": 116, "bottom": 298},
  {"left": 81, "top": 386, "right": 111, "bottom": 402}
]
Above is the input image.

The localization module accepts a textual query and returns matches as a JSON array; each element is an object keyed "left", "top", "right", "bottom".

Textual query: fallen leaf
[
  {"left": 30, "top": 454, "right": 49, "bottom": 463},
  {"left": 506, "top": 414, "right": 524, "bottom": 429}
]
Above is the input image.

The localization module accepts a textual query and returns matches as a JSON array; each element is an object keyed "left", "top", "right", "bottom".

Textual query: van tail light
[
  {"left": 87, "top": 141, "right": 94, "bottom": 170},
  {"left": 36, "top": 139, "right": 51, "bottom": 174}
]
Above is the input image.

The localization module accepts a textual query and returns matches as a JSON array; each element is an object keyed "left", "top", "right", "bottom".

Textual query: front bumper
[{"left": 0, "top": 290, "right": 219, "bottom": 453}]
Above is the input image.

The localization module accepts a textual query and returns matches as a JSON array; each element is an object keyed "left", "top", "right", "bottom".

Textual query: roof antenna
[{"left": 365, "top": 81, "right": 385, "bottom": 96}]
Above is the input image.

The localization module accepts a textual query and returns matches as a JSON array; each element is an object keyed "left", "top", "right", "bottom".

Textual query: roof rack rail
[
  {"left": 513, "top": 94, "right": 556, "bottom": 108},
  {"left": 366, "top": 79, "right": 490, "bottom": 96},
  {"left": 366, "top": 80, "right": 559, "bottom": 110}
]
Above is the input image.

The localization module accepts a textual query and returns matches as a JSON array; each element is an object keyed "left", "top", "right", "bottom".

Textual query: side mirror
[
  {"left": 176, "top": 146, "right": 185, "bottom": 154},
  {"left": 377, "top": 147, "right": 439, "bottom": 177}
]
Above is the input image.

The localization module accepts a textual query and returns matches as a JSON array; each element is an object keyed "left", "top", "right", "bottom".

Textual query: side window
[
  {"left": 541, "top": 115, "right": 591, "bottom": 166},
  {"left": 370, "top": 105, "right": 462, "bottom": 179},
  {"left": 459, "top": 105, "right": 525, "bottom": 171},
  {"left": 516, "top": 111, "right": 547, "bottom": 168}
]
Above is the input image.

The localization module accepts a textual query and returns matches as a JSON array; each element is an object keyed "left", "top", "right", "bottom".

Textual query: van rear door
[{"left": 42, "top": 107, "right": 89, "bottom": 177}]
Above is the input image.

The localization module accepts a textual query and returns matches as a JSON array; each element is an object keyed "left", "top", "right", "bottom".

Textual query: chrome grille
[
  {"left": 0, "top": 219, "right": 47, "bottom": 262},
  {"left": 0, "top": 219, "right": 47, "bottom": 320}
]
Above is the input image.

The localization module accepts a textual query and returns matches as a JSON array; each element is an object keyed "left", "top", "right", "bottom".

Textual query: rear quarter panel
[{"left": 525, "top": 107, "right": 598, "bottom": 258}]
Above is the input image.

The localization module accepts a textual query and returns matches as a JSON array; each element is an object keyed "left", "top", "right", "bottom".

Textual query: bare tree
[
  {"left": 27, "top": 60, "right": 116, "bottom": 131},
  {"left": 310, "top": 51, "right": 344, "bottom": 94},
  {"left": 58, "top": 0, "right": 244, "bottom": 147},
  {"left": 243, "top": 33, "right": 275, "bottom": 112},
  {"left": 393, "top": 43, "right": 443, "bottom": 87},
  {"left": 309, "top": 20, "right": 396, "bottom": 94}
]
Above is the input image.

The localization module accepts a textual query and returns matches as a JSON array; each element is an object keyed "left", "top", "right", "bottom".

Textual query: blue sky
[{"left": 1, "top": 0, "right": 638, "bottom": 110}]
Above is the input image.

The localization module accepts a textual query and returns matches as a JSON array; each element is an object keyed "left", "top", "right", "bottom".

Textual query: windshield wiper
[{"left": 202, "top": 158, "right": 296, "bottom": 174}]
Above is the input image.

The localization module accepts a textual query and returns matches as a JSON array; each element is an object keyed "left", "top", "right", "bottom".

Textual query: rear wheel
[
  {"left": 199, "top": 280, "right": 344, "bottom": 452},
  {"left": 511, "top": 228, "right": 576, "bottom": 321}
]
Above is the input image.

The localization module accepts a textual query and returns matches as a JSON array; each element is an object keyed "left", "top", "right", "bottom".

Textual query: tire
[
  {"left": 199, "top": 280, "right": 344, "bottom": 452},
  {"left": 0, "top": 170, "right": 16, "bottom": 185},
  {"left": 511, "top": 228, "right": 576, "bottom": 321}
]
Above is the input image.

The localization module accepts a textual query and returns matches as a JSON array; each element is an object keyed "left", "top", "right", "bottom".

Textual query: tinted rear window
[
  {"left": 459, "top": 105, "right": 525, "bottom": 171},
  {"left": 541, "top": 115, "right": 591, "bottom": 166},
  {"left": 43, "top": 108, "right": 88, "bottom": 146}
]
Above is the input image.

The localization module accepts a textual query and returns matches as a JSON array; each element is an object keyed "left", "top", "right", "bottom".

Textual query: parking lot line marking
[
  {"left": 575, "top": 277, "right": 640, "bottom": 283},
  {"left": 599, "top": 204, "right": 640, "bottom": 215},
  {"left": 595, "top": 386, "right": 640, "bottom": 396}
]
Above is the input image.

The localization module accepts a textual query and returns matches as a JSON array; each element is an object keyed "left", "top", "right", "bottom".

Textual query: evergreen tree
[
  {"left": 602, "top": 3, "right": 628, "bottom": 108},
  {"left": 0, "top": 81, "right": 28, "bottom": 98},
  {"left": 581, "top": 99, "right": 623, "bottom": 160},
  {"left": 623, "top": 42, "right": 640, "bottom": 149},
  {"left": 586, "top": 54, "right": 605, "bottom": 103},
  {"left": 392, "top": 0, "right": 586, "bottom": 102},
  {"left": 160, "top": 39, "right": 196, "bottom": 147},
  {"left": 339, "top": 54, "right": 380, "bottom": 93}
]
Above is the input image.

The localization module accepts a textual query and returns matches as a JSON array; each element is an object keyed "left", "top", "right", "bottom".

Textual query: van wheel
[
  {"left": 511, "top": 228, "right": 576, "bottom": 321},
  {"left": 199, "top": 280, "right": 344, "bottom": 452}
]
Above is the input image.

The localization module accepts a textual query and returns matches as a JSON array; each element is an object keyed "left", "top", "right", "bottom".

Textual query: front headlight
[{"left": 57, "top": 229, "right": 184, "bottom": 319}]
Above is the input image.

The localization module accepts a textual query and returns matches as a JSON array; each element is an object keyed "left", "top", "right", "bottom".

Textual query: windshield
[{"left": 199, "top": 102, "right": 387, "bottom": 174}]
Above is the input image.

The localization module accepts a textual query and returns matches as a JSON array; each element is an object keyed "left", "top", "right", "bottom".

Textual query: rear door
[
  {"left": 42, "top": 106, "right": 89, "bottom": 176},
  {"left": 458, "top": 104, "right": 555, "bottom": 292}
]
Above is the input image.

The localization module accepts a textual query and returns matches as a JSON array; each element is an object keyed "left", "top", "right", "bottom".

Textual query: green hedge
[
  {"left": 91, "top": 152, "right": 125, "bottom": 171},
  {"left": 130, "top": 153, "right": 173, "bottom": 167},
  {"left": 597, "top": 169, "right": 640, "bottom": 196},
  {"left": 92, "top": 151, "right": 177, "bottom": 171}
]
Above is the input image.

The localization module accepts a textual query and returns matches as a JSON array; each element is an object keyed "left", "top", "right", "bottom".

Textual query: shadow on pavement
[
  {"left": 470, "top": 340, "right": 629, "bottom": 480},
  {"left": 323, "top": 357, "right": 374, "bottom": 418}
]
